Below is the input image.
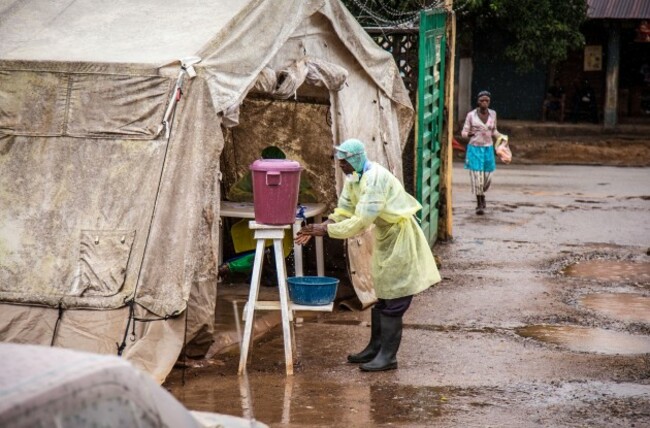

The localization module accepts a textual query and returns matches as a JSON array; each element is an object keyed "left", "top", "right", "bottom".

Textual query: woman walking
[{"left": 461, "top": 90, "right": 503, "bottom": 215}]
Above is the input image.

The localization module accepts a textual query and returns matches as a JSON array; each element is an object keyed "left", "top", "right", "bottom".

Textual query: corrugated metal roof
[{"left": 587, "top": 0, "right": 650, "bottom": 19}]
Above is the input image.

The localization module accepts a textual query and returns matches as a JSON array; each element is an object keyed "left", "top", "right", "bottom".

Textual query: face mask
[{"left": 345, "top": 172, "right": 360, "bottom": 183}]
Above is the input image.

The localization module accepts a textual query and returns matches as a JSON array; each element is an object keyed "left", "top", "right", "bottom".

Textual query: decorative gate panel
[{"left": 416, "top": 9, "right": 446, "bottom": 245}]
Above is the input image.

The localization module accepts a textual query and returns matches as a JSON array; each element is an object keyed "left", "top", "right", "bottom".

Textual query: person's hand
[
  {"left": 295, "top": 232, "right": 312, "bottom": 246},
  {"left": 218, "top": 263, "right": 230, "bottom": 279},
  {"left": 295, "top": 223, "right": 328, "bottom": 245}
]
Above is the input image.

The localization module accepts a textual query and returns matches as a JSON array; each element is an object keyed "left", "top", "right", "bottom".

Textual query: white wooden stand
[
  {"left": 238, "top": 221, "right": 332, "bottom": 376},
  {"left": 218, "top": 202, "right": 326, "bottom": 277}
]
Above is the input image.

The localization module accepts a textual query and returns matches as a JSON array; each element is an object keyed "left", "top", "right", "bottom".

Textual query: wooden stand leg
[
  {"left": 282, "top": 376, "right": 294, "bottom": 424},
  {"left": 273, "top": 238, "right": 294, "bottom": 375},
  {"left": 292, "top": 222, "right": 304, "bottom": 277},
  {"left": 238, "top": 238, "right": 266, "bottom": 375},
  {"left": 315, "top": 214, "right": 324, "bottom": 276}
]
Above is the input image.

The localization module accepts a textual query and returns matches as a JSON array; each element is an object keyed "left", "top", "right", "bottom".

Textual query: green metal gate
[{"left": 416, "top": 9, "right": 446, "bottom": 245}]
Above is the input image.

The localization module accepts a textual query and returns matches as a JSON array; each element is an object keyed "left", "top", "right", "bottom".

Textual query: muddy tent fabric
[
  {"left": 0, "top": 343, "right": 266, "bottom": 428},
  {"left": 0, "top": 0, "right": 413, "bottom": 382}
]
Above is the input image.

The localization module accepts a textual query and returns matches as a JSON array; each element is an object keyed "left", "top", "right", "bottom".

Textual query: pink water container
[{"left": 250, "top": 159, "right": 302, "bottom": 225}]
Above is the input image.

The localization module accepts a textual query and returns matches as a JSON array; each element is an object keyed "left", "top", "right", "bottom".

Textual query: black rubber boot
[
  {"left": 480, "top": 195, "right": 486, "bottom": 209},
  {"left": 360, "top": 314, "right": 402, "bottom": 372},
  {"left": 347, "top": 308, "right": 381, "bottom": 363},
  {"left": 475, "top": 195, "right": 484, "bottom": 215}
]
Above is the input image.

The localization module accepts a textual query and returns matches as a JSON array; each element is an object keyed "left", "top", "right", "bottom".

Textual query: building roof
[{"left": 587, "top": 0, "right": 650, "bottom": 19}]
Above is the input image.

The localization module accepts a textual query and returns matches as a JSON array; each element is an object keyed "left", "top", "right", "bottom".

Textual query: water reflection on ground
[
  {"left": 166, "top": 366, "right": 451, "bottom": 426},
  {"left": 562, "top": 260, "right": 650, "bottom": 283},
  {"left": 516, "top": 325, "right": 650, "bottom": 355},
  {"left": 579, "top": 293, "right": 650, "bottom": 323}
]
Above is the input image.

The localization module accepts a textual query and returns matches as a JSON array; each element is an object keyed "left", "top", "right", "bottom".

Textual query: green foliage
[
  {"left": 339, "top": 0, "right": 587, "bottom": 71},
  {"left": 454, "top": 0, "right": 587, "bottom": 71}
]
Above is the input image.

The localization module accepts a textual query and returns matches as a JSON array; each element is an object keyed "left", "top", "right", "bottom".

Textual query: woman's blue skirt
[{"left": 464, "top": 144, "right": 496, "bottom": 172}]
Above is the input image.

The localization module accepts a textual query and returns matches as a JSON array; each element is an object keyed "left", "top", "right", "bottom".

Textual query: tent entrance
[{"left": 219, "top": 87, "right": 338, "bottom": 275}]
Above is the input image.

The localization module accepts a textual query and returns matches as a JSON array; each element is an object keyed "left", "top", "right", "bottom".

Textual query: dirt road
[
  {"left": 166, "top": 162, "right": 650, "bottom": 427},
  {"left": 510, "top": 136, "right": 650, "bottom": 167}
]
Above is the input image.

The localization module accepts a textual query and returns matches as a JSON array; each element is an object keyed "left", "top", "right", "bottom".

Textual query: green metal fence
[{"left": 416, "top": 9, "right": 446, "bottom": 245}]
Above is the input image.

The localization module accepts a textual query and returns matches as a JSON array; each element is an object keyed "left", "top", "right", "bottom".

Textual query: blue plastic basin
[{"left": 287, "top": 276, "right": 339, "bottom": 306}]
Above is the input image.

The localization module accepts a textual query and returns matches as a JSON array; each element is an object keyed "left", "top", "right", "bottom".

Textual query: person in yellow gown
[{"left": 296, "top": 138, "right": 441, "bottom": 371}]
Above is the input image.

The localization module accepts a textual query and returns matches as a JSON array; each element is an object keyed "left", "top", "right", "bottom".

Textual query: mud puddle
[
  {"left": 516, "top": 325, "right": 650, "bottom": 355},
  {"left": 578, "top": 293, "right": 650, "bottom": 323},
  {"left": 314, "top": 320, "right": 500, "bottom": 334},
  {"left": 537, "top": 381, "right": 650, "bottom": 405},
  {"left": 166, "top": 374, "right": 452, "bottom": 426},
  {"left": 167, "top": 365, "right": 650, "bottom": 426},
  {"left": 562, "top": 260, "right": 650, "bottom": 283}
]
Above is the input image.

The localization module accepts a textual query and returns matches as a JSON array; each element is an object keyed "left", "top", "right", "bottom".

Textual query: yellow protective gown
[{"left": 327, "top": 163, "right": 441, "bottom": 299}]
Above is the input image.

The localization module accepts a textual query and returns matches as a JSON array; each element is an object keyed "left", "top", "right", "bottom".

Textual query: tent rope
[
  {"left": 181, "top": 303, "right": 189, "bottom": 386},
  {"left": 130, "top": 66, "right": 184, "bottom": 303},
  {"left": 50, "top": 301, "right": 65, "bottom": 346},
  {"left": 119, "top": 63, "right": 189, "bottom": 359},
  {"left": 116, "top": 299, "right": 135, "bottom": 356}
]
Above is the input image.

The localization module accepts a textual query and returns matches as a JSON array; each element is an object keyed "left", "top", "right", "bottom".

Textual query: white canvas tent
[{"left": 0, "top": 0, "right": 413, "bottom": 382}]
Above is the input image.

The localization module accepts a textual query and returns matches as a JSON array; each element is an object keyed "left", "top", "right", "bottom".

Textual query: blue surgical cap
[{"left": 334, "top": 139, "right": 367, "bottom": 173}]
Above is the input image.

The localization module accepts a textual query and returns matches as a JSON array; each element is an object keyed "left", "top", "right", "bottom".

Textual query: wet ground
[{"left": 165, "top": 161, "right": 650, "bottom": 427}]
